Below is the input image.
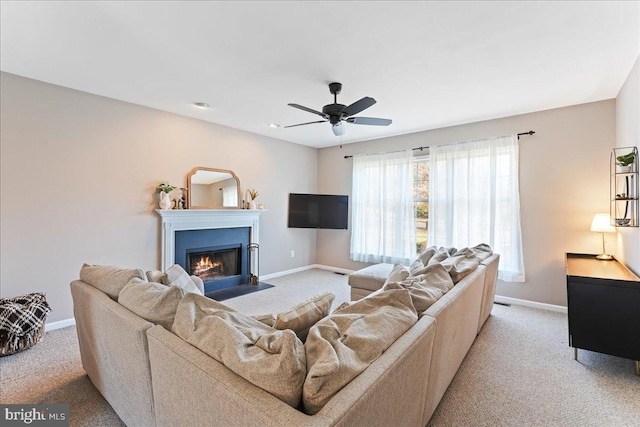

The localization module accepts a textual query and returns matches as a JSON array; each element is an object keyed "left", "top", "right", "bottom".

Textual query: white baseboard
[
  {"left": 494, "top": 295, "right": 567, "bottom": 313},
  {"left": 46, "top": 318, "right": 76, "bottom": 331},
  {"left": 261, "top": 264, "right": 355, "bottom": 281}
]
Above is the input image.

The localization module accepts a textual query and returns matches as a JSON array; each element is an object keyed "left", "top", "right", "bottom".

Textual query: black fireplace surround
[{"left": 174, "top": 227, "right": 251, "bottom": 293}]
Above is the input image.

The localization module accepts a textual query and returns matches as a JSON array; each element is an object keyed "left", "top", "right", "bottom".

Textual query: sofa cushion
[
  {"left": 172, "top": 293, "right": 306, "bottom": 408},
  {"left": 384, "top": 263, "right": 410, "bottom": 285},
  {"left": 409, "top": 258, "right": 426, "bottom": 276},
  {"left": 383, "top": 278, "right": 444, "bottom": 313},
  {"left": 146, "top": 270, "right": 164, "bottom": 283},
  {"left": 347, "top": 263, "right": 395, "bottom": 291},
  {"left": 471, "top": 243, "right": 493, "bottom": 262},
  {"left": 79, "top": 264, "right": 146, "bottom": 300},
  {"left": 274, "top": 292, "right": 335, "bottom": 341},
  {"left": 161, "top": 264, "right": 203, "bottom": 296},
  {"left": 251, "top": 313, "right": 276, "bottom": 327},
  {"left": 302, "top": 288, "right": 418, "bottom": 414},
  {"left": 417, "top": 246, "right": 438, "bottom": 265},
  {"left": 118, "top": 278, "right": 183, "bottom": 330},
  {"left": 426, "top": 247, "right": 452, "bottom": 266},
  {"left": 440, "top": 248, "right": 480, "bottom": 284}
]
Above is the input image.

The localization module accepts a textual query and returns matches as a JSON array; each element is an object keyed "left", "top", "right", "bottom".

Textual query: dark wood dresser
[{"left": 565, "top": 253, "right": 640, "bottom": 375}]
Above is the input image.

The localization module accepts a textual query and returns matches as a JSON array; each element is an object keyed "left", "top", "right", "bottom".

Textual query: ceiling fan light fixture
[
  {"left": 268, "top": 123, "right": 280, "bottom": 128},
  {"left": 332, "top": 122, "right": 345, "bottom": 136},
  {"left": 194, "top": 102, "right": 210, "bottom": 109}
]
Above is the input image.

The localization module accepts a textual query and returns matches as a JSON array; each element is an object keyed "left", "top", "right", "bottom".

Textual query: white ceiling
[{"left": 1, "top": 1, "right": 638, "bottom": 149}]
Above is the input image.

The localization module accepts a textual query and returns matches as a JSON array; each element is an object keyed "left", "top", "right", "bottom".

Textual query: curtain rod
[{"left": 343, "top": 130, "right": 535, "bottom": 159}]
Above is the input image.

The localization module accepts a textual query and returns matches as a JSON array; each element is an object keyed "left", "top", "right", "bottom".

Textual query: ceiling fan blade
[
  {"left": 332, "top": 122, "right": 345, "bottom": 136},
  {"left": 346, "top": 117, "right": 392, "bottom": 126},
  {"left": 284, "top": 120, "right": 327, "bottom": 128},
  {"left": 288, "top": 103, "right": 328, "bottom": 118},
  {"left": 342, "top": 97, "right": 376, "bottom": 117}
]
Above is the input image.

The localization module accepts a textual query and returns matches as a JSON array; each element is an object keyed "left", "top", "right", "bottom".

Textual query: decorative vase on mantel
[
  {"left": 248, "top": 200, "right": 256, "bottom": 210},
  {"left": 159, "top": 192, "right": 172, "bottom": 210}
]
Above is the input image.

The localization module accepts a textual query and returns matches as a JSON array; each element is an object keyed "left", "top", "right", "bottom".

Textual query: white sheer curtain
[
  {"left": 428, "top": 134, "right": 525, "bottom": 282},
  {"left": 350, "top": 149, "right": 416, "bottom": 264}
]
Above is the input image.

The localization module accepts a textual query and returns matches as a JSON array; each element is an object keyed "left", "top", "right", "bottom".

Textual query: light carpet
[{"left": 1, "top": 268, "right": 639, "bottom": 427}]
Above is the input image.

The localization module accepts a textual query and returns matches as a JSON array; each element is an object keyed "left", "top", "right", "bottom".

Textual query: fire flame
[{"left": 192, "top": 256, "right": 222, "bottom": 276}]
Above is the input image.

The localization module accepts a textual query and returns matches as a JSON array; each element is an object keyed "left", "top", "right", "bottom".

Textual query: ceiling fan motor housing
[{"left": 322, "top": 103, "right": 346, "bottom": 124}]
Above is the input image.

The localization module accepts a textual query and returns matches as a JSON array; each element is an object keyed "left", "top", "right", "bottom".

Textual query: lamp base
[{"left": 596, "top": 253, "right": 614, "bottom": 261}]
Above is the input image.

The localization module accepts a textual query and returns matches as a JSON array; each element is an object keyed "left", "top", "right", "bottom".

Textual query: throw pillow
[
  {"left": 409, "top": 259, "right": 426, "bottom": 276},
  {"left": 440, "top": 249, "right": 480, "bottom": 283},
  {"left": 417, "top": 246, "right": 437, "bottom": 265},
  {"left": 426, "top": 247, "right": 452, "bottom": 266},
  {"left": 80, "top": 264, "right": 146, "bottom": 300},
  {"left": 384, "top": 263, "right": 410, "bottom": 285},
  {"left": 471, "top": 243, "right": 493, "bottom": 262},
  {"left": 172, "top": 293, "right": 306, "bottom": 408},
  {"left": 118, "top": 278, "right": 182, "bottom": 330},
  {"left": 411, "top": 263, "right": 455, "bottom": 293},
  {"left": 161, "top": 264, "right": 203, "bottom": 296},
  {"left": 251, "top": 313, "right": 276, "bottom": 327},
  {"left": 146, "top": 270, "right": 164, "bottom": 283},
  {"left": 332, "top": 301, "right": 351, "bottom": 313},
  {"left": 303, "top": 288, "right": 418, "bottom": 415},
  {"left": 274, "top": 292, "right": 335, "bottom": 341},
  {"left": 383, "top": 279, "right": 444, "bottom": 313}
]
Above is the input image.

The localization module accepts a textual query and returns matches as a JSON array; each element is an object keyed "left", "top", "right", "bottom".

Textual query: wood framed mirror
[{"left": 186, "top": 167, "right": 241, "bottom": 209}]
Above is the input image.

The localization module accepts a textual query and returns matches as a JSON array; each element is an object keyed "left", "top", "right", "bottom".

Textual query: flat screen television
[{"left": 288, "top": 193, "right": 349, "bottom": 230}]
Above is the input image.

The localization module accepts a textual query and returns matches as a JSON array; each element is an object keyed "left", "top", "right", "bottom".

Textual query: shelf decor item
[
  {"left": 248, "top": 188, "right": 259, "bottom": 210},
  {"left": 616, "top": 152, "right": 636, "bottom": 173},
  {"left": 610, "top": 147, "right": 638, "bottom": 227},
  {"left": 156, "top": 182, "right": 176, "bottom": 210},
  {"left": 590, "top": 214, "right": 616, "bottom": 260}
]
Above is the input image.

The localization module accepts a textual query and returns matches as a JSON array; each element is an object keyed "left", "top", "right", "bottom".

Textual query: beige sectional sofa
[{"left": 71, "top": 248, "right": 499, "bottom": 427}]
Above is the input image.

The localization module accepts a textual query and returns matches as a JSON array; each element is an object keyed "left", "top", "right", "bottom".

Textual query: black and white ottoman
[{"left": 0, "top": 293, "right": 51, "bottom": 356}]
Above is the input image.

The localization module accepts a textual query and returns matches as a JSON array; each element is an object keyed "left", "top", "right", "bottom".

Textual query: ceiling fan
[{"left": 285, "top": 82, "right": 392, "bottom": 136}]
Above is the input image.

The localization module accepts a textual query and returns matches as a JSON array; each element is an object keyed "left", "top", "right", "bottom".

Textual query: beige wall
[
  {"left": 0, "top": 72, "right": 318, "bottom": 322},
  {"left": 318, "top": 100, "right": 616, "bottom": 307},
  {"left": 615, "top": 55, "right": 640, "bottom": 276}
]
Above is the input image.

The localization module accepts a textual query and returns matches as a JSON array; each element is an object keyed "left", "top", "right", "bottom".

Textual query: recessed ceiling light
[
  {"left": 194, "top": 102, "right": 209, "bottom": 109},
  {"left": 269, "top": 123, "right": 280, "bottom": 128}
]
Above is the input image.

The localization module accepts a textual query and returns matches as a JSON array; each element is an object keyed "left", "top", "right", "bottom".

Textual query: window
[{"left": 413, "top": 156, "right": 429, "bottom": 254}]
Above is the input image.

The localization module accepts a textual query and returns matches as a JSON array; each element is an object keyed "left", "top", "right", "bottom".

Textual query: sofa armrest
[
  {"left": 478, "top": 253, "right": 500, "bottom": 332},
  {"left": 70, "top": 280, "right": 156, "bottom": 427}
]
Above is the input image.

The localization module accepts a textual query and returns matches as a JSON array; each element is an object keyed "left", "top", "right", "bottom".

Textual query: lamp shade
[{"left": 590, "top": 214, "right": 615, "bottom": 233}]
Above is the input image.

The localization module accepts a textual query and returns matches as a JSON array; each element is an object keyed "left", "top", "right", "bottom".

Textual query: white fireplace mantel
[{"left": 155, "top": 209, "right": 264, "bottom": 271}]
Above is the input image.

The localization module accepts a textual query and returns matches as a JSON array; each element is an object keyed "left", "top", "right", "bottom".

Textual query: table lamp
[{"left": 590, "top": 214, "right": 616, "bottom": 260}]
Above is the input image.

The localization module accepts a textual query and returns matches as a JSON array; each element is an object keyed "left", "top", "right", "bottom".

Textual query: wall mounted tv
[{"left": 288, "top": 193, "right": 349, "bottom": 230}]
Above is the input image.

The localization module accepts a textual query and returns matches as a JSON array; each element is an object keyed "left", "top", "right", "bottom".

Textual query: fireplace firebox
[
  {"left": 174, "top": 227, "right": 251, "bottom": 293},
  {"left": 187, "top": 246, "right": 241, "bottom": 281}
]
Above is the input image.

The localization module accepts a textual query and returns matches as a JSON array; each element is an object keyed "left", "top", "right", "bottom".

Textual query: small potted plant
[
  {"left": 616, "top": 152, "right": 636, "bottom": 173},
  {"left": 156, "top": 182, "right": 176, "bottom": 209},
  {"left": 248, "top": 189, "right": 259, "bottom": 209}
]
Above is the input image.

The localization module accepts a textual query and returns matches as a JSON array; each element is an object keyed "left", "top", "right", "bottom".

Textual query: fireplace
[
  {"left": 187, "top": 245, "right": 241, "bottom": 281},
  {"left": 156, "top": 209, "right": 264, "bottom": 295},
  {"left": 174, "top": 227, "right": 251, "bottom": 293}
]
